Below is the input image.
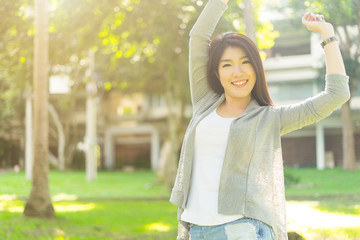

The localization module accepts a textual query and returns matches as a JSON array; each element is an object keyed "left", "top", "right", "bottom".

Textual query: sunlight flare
[
  {"left": 287, "top": 201, "right": 360, "bottom": 231},
  {"left": 0, "top": 194, "right": 17, "bottom": 201},
  {"left": 0, "top": 200, "right": 96, "bottom": 213},
  {"left": 54, "top": 202, "right": 96, "bottom": 212},
  {"left": 52, "top": 193, "right": 78, "bottom": 202},
  {"left": 0, "top": 199, "right": 24, "bottom": 212},
  {"left": 145, "top": 222, "right": 170, "bottom": 232}
]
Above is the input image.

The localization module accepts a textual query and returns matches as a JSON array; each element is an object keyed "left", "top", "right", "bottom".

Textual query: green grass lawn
[
  {"left": 284, "top": 167, "right": 360, "bottom": 197},
  {"left": 0, "top": 200, "right": 178, "bottom": 240},
  {"left": 285, "top": 168, "right": 360, "bottom": 240},
  {"left": 2, "top": 168, "right": 359, "bottom": 199},
  {"left": 0, "top": 171, "right": 169, "bottom": 200},
  {"left": 0, "top": 168, "right": 360, "bottom": 240},
  {"left": 1, "top": 170, "right": 175, "bottom": 240}
]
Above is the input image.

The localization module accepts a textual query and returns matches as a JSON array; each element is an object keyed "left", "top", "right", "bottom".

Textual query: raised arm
[
  {"left": 279, "top": 13, "right": 350, "bottom": 135},
  {"left": 302, "top": 13, "right": 346, "bottom": 75},
  {"left": 188, "top": 0, "right": 228, "bottom": 110}
]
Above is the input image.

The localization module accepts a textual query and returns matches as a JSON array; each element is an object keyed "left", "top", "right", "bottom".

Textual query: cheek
[
  {"left": 246, "top": 67, "right": 257, "bottom": 81},
  {"left": 218, "top": 69, "right": 229, "bottom": 82},
  {"left": 245, "top": 65, "right": 255, "bottom": 74}
]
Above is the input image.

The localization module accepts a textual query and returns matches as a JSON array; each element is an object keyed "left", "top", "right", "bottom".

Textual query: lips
[{"left": 231, "top": 80, "right": 248, "bottom": 87}]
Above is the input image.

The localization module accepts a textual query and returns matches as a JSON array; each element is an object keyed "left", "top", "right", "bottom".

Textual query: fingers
[
  {"left": 303, "top": 13, "right": 325, "bottom": 22},
  {"left": 302, "top": 12, "right": 332, "bottom": 34}
]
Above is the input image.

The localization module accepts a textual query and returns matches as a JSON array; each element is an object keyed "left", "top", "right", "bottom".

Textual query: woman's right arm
[{"left": 188, "top": 0, "right": 228, "bottom": 109}]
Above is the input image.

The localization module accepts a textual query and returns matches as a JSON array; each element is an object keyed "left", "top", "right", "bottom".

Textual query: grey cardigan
[{"left": 169, "top": 0, "right": 351, "bottom": 239}]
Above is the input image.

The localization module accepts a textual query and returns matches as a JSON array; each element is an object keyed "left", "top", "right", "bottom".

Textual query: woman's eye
[
  {"left": 222, "top": 64, "right": 231, "bottom": 68},
  {"left": 243, "top": 60, "right": 251, "bottom": 64}
]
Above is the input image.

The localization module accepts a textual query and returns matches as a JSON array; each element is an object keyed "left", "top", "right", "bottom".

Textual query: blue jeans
[{"left": 188, "top": 218, "right": 275, "bottom": 240}]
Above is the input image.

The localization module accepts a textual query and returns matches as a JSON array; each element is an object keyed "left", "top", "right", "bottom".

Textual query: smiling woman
[
  {"left": 216, "top": 46, "right": 257, "bottom": 117},
  {"left": 207, "top": 33, "right": 272, "bottom": 111},
  {"left": 170, "top": 0, "right": 350, "bottom": 239}
]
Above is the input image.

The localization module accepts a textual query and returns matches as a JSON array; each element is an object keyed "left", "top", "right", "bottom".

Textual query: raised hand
[{"left": 302, "top": 13, "right": 334, "bottom": 40}]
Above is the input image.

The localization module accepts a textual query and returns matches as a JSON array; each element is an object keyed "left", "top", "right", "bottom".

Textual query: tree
[
  {"left": 286, "top": 0, "right": 359, "bottom": 170},
  {"left": 0, "top": 0, "right": 33, "bottom": 156},
  {"left": 24, "top": 0, "right": 54, "bottom": 218},
  {"left": 0, "top": 0, "right": 277, "bottom": 181},
  {"left": 243, "top": 0, "right": 256, "bottom": 42}
]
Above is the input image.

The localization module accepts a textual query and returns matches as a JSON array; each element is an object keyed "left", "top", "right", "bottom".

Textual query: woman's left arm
[
  {"left": 302, "top": 13, "right": 346, "bottom": 75},
  {"left": 279, "top": 13, "right": 350, "bottom": 136}
]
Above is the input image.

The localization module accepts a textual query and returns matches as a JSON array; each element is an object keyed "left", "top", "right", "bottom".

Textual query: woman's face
[{"left": 217, "top": 46, "right": 256, "bottom": 104}]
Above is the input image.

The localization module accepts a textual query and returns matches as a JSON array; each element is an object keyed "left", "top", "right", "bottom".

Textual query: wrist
[
  {"left": 321, "top": 36, "right": 338, "bottom": 48},
  {"left": 320, "top": 23, "right": 335, "bottom": 40}
]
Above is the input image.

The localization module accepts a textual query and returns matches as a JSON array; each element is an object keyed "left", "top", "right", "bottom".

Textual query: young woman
[{"left": 170, "top": 0, "right": 350, "bottom": 239}]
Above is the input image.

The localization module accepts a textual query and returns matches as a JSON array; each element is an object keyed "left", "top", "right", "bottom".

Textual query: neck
[
  {"left": 217, "top": 96, "right": 252, "bottom": 118},
  {"left": 224, "top": 96, "right": 252, "bottom": 110}
]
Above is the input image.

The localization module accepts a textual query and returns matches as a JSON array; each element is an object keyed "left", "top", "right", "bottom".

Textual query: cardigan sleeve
[
  {"left": 279, "top": 74, "right": 350, "bottom": 136},
  {"left": 188, "top": 0, "right": 227, "bottom": 112}
]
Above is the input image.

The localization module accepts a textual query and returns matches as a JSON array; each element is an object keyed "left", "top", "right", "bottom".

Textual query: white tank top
[{"left": 181, "top": 108, "right": 244, "bottom": 226}]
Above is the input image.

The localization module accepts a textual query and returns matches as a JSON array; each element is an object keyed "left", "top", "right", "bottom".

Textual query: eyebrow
[{"left": 220, "top": 56, "right": 249, "bottom": 62}]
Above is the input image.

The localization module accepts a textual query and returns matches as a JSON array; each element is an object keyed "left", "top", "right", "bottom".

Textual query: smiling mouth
[{"left": 231, "top": 80, "right": 248, "bottom": 87}]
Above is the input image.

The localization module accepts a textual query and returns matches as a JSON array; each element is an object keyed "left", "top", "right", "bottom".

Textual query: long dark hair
[{"left": 207, "top": 33, "right": 273, "bottom": 106}]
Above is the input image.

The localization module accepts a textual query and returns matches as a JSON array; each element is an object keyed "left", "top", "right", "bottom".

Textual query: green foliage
[
  {"left": 222, "top": 0, "right": 279, "bottom": 50},
  {"left": 286, "top": 0, "right": 360, "bottom": 93},
  {"left": 285, "top": 0, "right": 357, "bottom": 24},
  {"left": 343, "top": 56, "right": 360, "bottom": 91},
  {"left": 0, "top": 0, "right": 279, "bottom": 168},
  {"left": 1, "top": 0, "right": 279, "bottom": 100},
  {"left": 301, "top": 0, "right": 356, "bottom": 26},
  {"left": 0, "top": 0, "right": 33, "bottom": 132}
]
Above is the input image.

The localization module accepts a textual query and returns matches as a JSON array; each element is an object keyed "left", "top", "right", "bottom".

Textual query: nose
[{"left": 232, "top": 64, "right": 244, "bottom": 77}]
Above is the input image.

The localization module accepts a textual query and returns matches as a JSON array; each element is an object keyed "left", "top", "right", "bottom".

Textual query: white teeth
[{"left": 232, "top": 80, "right": 247, "bottom": 85}]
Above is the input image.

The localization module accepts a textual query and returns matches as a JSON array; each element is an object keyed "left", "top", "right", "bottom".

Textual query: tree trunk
[
  {"left": 157, "top": 89, "right": 179, "bottom": 189},
  {"left": 243, "top": 0, "right": 256, "bottom": 43},
  {"left": 24, "top": 0, "right": 54, "bottom": 218},
  {"left": 157, "top": 140, "right": 171, "bottom": 181},
  {"left": 341, "top": 101, "right": 356, "bottom": 170},
  {"left": 85, "top": 50, "right": 98, "bottom": 181},
  {"left": 48, "top": 104, "right": 65, "bottom": 171},
  {"left": 25, "top": 93, "right": 33, "bottom": 180},
  {"left": 337, "top": 26, "right": 357, "bottom": 171}
]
